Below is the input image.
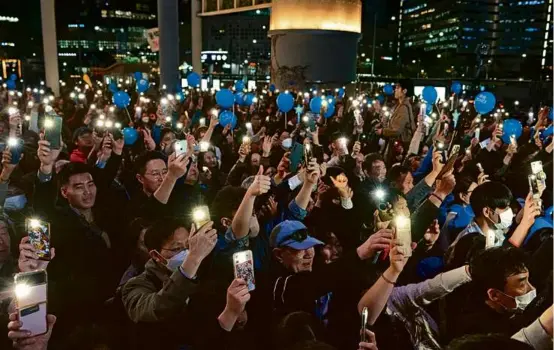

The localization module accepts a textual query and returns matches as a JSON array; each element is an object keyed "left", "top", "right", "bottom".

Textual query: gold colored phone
[
  {"left": 393, "top": 215, "right": 412, "bottom": 257},
  {"left": 361, "top": 307, "right": 369, "bottom": 342}
]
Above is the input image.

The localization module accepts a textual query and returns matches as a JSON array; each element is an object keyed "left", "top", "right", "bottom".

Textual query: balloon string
[{"left": 124, "top": 107, "right": 132, "bottom": 125}]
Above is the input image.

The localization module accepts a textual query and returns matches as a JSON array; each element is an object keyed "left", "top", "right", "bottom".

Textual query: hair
[
  {"left": 362, "top": 152, "right": 384, "bottom": 173},
  {"left": 469, "top": 181, "right": 512, "bottom": 217},
  {"left": 159, "top": 127, "right": 175, "bottom": 142},
  {"left": 211, "top": 186, "right": 247, "bottom": 224},
  {"left": 386, "top": 164, "right": 410, "bottom": 185},
  {"left": 126, "top": 218, "right": 150, "bottom": 252},
  {"left": 397, "top": 78, "right": 414, "bottom": 97},
  {"left": 469, "top": 247, "right": 528, "bottom": 301},
  {"left": 58, "top": 162, "right": 93, "bottom": 186},
  {"left": 446, "top": 333, "right": 532, "bottom": 350},
  {"left": 274, "top": 312, "right": 327, "bottom": 350},
  {"left": 133, "top": 151, "right": 166, "bottom": 175},
  {"left": 143, "top": 217, "right": 189, "bottom": 251},
  {"left": 452, "top": 174, "right": 476, "bottom": 202}
]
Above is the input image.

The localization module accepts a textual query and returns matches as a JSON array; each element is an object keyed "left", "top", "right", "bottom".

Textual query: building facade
[{"left": 398, "top": 0, "right": 553, "bottom": 80}]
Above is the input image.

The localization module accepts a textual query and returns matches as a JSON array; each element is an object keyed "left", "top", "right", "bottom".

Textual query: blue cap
[{"left": 270, "top": 220, "right": 323, "bottom": 250}]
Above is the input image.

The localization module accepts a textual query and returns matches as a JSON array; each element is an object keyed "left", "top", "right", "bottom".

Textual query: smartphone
[
  {"left": 393, "top": 215, "right": 412, "bottom": 256},
  {"left": 528, "top": 175, "right": 543, "bottom": 212},
  {"left": 233, "top": 250, "right": 255, "bottom": 291},
  {"left": 476, "top": 163, "right": 484, "bottom": 173},
  {"left": 303, "top": 143, "right": 313, "bottom": 165},
  {"left": 361, "top": 307, "right": 369, "bottom": 342},
  {"left": 111, "top": 128, "right": 123, "bottom": 141},
  {"left": 437, "top": 146, "right": 459, "bottom": 179},
  {"left": 192, "top": 205, "right": 210, "bottom": 228},
  {"left": 44, "top": 116, "right": 62, "bottom": 150},
  {"left": 510, "top": 135, "right": 517, "bottom": 147},
  {"left": 485, "top": 230, "right": 496, "bottom": 249},
  {"left": 14, "top": 270, "right": 48, "bottom": 336},
  {"left": 174, "top": 140, "right": 188, "bottom": 157},
  {"left": 474, "top": 127, "right": 481, "bottom": 141},
  {"left": 25, "top": 218, "right": 51, "bottom": 260},
  {"left": 7, "top": 138, "right": 23, "bottom": 164},
  {"left": 530, "top": 161, "right": 543, "bottom": 175},
  {"left": 479, "top": 138, "right": 491, "bottom": 149}
]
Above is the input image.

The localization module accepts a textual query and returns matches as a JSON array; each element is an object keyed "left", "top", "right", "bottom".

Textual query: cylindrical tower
[{"left": 269, "top": 0, "right": 362, "bottom": 89}]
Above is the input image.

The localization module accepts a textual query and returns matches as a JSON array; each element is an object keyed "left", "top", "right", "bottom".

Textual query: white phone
[
  {"left": 485, "top": 230, "right": 496, "bottom": 249},
  {"left": 233, "top": 250, "right": 255, "bottom": 291},
  {"left": 174, "top": 140, "right": 187, "bottom": 157},
  {"left": 530, "top": 161, "right": 543, "bottom": 175},
  {"left": 14, "top": 270, "right": 48, "bottom": 336},
  {"left": 474, "top": 127, "right": 481, "bottom": 141}
]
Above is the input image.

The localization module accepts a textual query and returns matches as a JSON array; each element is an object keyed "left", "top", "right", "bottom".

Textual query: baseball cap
[
  {"left": 270, "top": 220, "right": 323, "bottom": 250},
  {"left": 73, "top": 126, "right": 92, "bottom": 143}
]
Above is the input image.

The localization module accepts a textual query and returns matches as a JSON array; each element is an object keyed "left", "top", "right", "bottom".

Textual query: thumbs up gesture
[{"left": 247, "top": 165, "right": 271, "bottom": 197}]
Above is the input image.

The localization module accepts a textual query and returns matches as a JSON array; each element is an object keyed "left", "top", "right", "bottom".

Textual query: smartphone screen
[
  {"left": 233, "top": 250, "right": 255, "bottom": 291},
  {"left": 26, "top": 219, "right": 51, "bottom": 260},
  {"left": 528, "top": 175, "right": 543, "bottom": 212},
  {"left": 174, "top": 140, "right": 188, "bottom": 157},
  {"left": 14, "top": 270, "right": 48, "bottom": 336},
  {"left": 479, "top": 138, "right": 491, "bottom": 149},
  {"left": 393, "top": 215, "right": 412, "bottom": 257},
  {"left": 44, "top": 116, "right": 62, "bottom": 150},
  {"left": 192, "top": 205, "right": 210, "bottom": 228},
  {"left": 530, "top": 161, "right": 543, "bottom": 175}
]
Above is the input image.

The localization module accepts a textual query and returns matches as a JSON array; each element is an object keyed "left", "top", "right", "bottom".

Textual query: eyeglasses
[
  {"left": 160, "top": 246, "right": 184, "bottom": 254},
  {"left": 278, "top": 229, "right": 308, "bottom": 246},
  {"left": 145, "top": 169, "right": 168, "bottom": 178}
]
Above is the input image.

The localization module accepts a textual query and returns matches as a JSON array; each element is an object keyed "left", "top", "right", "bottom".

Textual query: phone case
[
  {"left": 45, "top": 117, "right": 63, "bottom": 150},
  {"left": 360, "top": 307, "right": 369, "bottom": 342},
  {"left": 9, "top": 139, "right": 23, "bottom": 164},
  {"left": 192, "top": 205, "right": 210, "bottom": 228},
  {"left": 394, "top": 218, "right": 412, "bottom": 257},
  {"left": 485, "top": 230, "right": 496, "bottom": 249},
  {"left": 233, "top": 250, "right": 255, "bottom": 291},
  {"left": 14, "top": 271, "right": 48, "bottom": 336},
  {"left": 26, "top": 219, "right": 51, "bottom": 260},
  {"left": 174, "top": 140, "right": 187, "bottom": 157}
]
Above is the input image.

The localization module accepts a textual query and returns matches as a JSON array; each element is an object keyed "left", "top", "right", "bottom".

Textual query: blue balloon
[
  {"left": 277, "top": 92, "right": 294, "bottom": 113},
  {"left": 451, "top": 81, "right": 462, "bottom": 95},
  {"left": 234, "top": 80, "right": 245, "bottom": 92},
  {"left": 325, "top": 95, "right": 336, "bottom": 106},
  {"left": 338, "top": 87, "right": 345, "bottom": 98},
  {"left": 122, "top": 127, "right": 138, "bottom": 145},
  {"left": 219, "top": 110, "right": 237, "bottom": 129},
  {"left": 6, "top": 80, "right": 15, "bottom": 90},
  {"left": 235, "top": 92, "right": 245, "bottom": 106},
  {"left": 9, "top": 74, "right": 17, "bottom": 81},
  {"left": 112, "top": 91, "right": 130, "bottom": 108},
  {"left": 383, "top": 84, "right": 394, "bottom": 96},
  {"left": 243, "top": 93, "right": 255, "bottom": 106},
  {"left": 426, "top": 104, "right": 433, "bottom": 115},
  {"left": 215, "top": 89, "right": 234, "bottom": 109},
  {"left": 310, "top": 96, "right": 323, "bottom": 114},
  {"left": 269, "top": 84, "right": 276, "bottom": 92},
  {"left": 377, "top": 95, "right": 385, "bottom": 104},
  {"left": 109, "top": 81, "right": 118, "bottom": 93},
  {"left": 474, "top": 91, "right": 496, "bottom": 114},
  {"left": 543, "top": 124, "right": 553, "bottom": 138},
  {"left": 422, "top": 86, "right": 438, "bottom": 104},
  {"left": 136, "top": 79, "right": 149, "bottom": 93},
  {"left": 501, "top": 119, "right": 523, "bottom": 144},
  {"left": 324, "top": 103, "right": 335, "bottom": 119},
  {"left": 134, "top": 72, "right": 142, "bottom": 80},
  {"left": 187, "top": 72, "right": 201, "bottom": 87}
]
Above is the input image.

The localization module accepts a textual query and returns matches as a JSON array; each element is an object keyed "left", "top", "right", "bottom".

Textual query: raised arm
[
  {"left": 294, "top": 159, "right": 320, "bottom": 210},
  {"left": 508, "top": 192, "right": 541, "bottom": 248}
]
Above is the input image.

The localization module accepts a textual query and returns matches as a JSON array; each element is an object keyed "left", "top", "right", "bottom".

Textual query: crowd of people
[{"left": 0, "top": 77, "right": 552, "bottom": 350}]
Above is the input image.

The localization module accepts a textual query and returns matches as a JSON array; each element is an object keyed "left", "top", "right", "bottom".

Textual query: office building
[{"left": 398, "top": 0, "right": 553, "bottom": 80}]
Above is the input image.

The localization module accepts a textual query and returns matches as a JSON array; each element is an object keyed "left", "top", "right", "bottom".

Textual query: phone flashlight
[
  {"left": 465, "top": 149, "right": 471, "bottom": 155},
  {"left": 199, "top": 118, "right": 206, "bottom": 127},
  {"left": 27, "top": 101, "right": 34, "bottom": 108},
  {"left": 302, "top": 116, "right": 309, "bottom": 123},
  {"left": 176, "top": 122, "right": 183, "bottom": 129},
  {"left": 161, "top": 98, "right": 168, "bottom": 105},
  {"left": 14, "top": 283, "right": 30, "bottom": 299},
  {"left": 109, "top": 106, "right": 115, "bottom": 112},
  {"left": 29, "top": 218, "right": 41, "bottom": 228},
  {"left": 105, "top": 120, "right": 114, "bottom": 128},
  {"left": 78, "top": 93, "right": 85, "bottom": 100},
  {"left": 395, "top": 215, "right": 409, "bottom": 228},
  {"left": 199, "top": 141, "right": 210, "bottom": 152},
  {"left": 167, "top": 94, "right": 174, "bottom": 101},
  {"left": 7, "top": 137, "right": 18, "bottom": 147},
  {"left": 135, "top": 106, "right": 142, "bottom": 112},
  {"left": 442, "top": 102, "right": 449, "bottom": 107},
  {"left": 210, "top": 108, "right": 218, "bottom": 117},
  {"left": 475, "top": 117, "right": 481, "bottom": 123},
  {"left": 90, "top": 104, "right": 96, "bottom": 110},
  {"left": 202, "top": 166, "right": 209, "bottom": 172},
  {"left": 44, "top": 119, "right": 54, "bottom": 128},
  {"left": 96, "top": 120, "right": 105, "bottom": 127},
  {"left": 437, "top": 142, "right": 445, "bottom": 150},
  {"left": 114, "top": 122, "right": 122, "bottom": 129},
  {"left": 165, "top": 116, "right": 171, "bottom": 122},
  {"left": 242, "top": 136, "right": 251, "bottom": 144},
  {"left": 99, "top": 114, "right": 106, "bottom": 120},
  {"left": 192, "top": 206, "right": 210, "bottom": 227},
  {"left": 246, "top": 122, "right": 252, "bottom": 129},
  {"left": 70, "top": 92, "right": 76, "bottom": 99},
  {"left": 374, "top": 188, "right": 386, "bottom": 201},
  {"left": 24, "top": 115, "right": 30, "bottom": 121},
  {"left": 8, "top": 106, "right": 18, "bottom": 116}
]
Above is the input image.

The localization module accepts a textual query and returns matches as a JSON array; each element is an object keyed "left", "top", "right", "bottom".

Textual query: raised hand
[
  {"left": 187, "top": 222, "right": 218, "bottom": 262},
  {"left": 389, "top": 241, "right": 410, "bottom": 273},
  {"left": 262, "top": 136, "right": 272, "bottom": 157},
  {"left": 225, "top": 278, "right": 251, "bottom": 315},
  {"left": 247, "top": 166, "right": 271, "bottom": 197},
  {"left": 423, "top": 219, "right": 440, "bottom": 249},
  {"left": 521, "top": 192, "right": 541, "bottom": 228},
  {"left": 305, "top": 159, "right": 321, "bottom": 185},
  {"left": 358, "top": 329, "right": 378, "bottom": 350},
  {"left": 431, "top": 150, "right": 444, "bottom": 174},
  {"left": 37, "top": 137, "right": 62, "bottom": 175},
  {"left": 167, "top": 152, "right": 189, "bottom": 180},
  {"left": 1, "top": 148, "right": 19, "bottom": 180},
  {"left": 7, "top": 312, "right": 56, "bottom": 348},
  {"left": 357, "top": 229, "right": 393, "bottom": 260},
  {"left": 142, "top": 128, "right": 156, "bottom": 151}
]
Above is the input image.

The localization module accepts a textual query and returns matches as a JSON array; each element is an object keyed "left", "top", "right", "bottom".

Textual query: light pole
[{"left": 40, "top": 0, "right": 60, "bottom": 95}]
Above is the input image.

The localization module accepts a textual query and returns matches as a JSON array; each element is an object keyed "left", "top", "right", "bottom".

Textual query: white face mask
[
  {"left": 281, "top": 138, "right": 292, "bottom": 149},
  {"left": 500, "top": 288, "right": 536, "bottom": 312},
  {"left": 493, "top": 208, "right": 514, "bottom": 231},
  {"left": 165, "top": 249, "right": 188, "bottom": 272}
]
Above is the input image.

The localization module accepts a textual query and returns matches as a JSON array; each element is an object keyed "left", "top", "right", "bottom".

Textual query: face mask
[
  {"left": 499, "top": 288, "right": 536, "bottom": 312},
  {"left": 281, "top": 138, "right": 292, "bottom": 149},
  {"left": 4, "top": 194, "right": 27, "bottom": 211},
  {"left": 494, "top": 208, "right": 514, "bottom": 231},
  {"left": 165, "top": 249, "right": 188, "bottom": 272}
]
